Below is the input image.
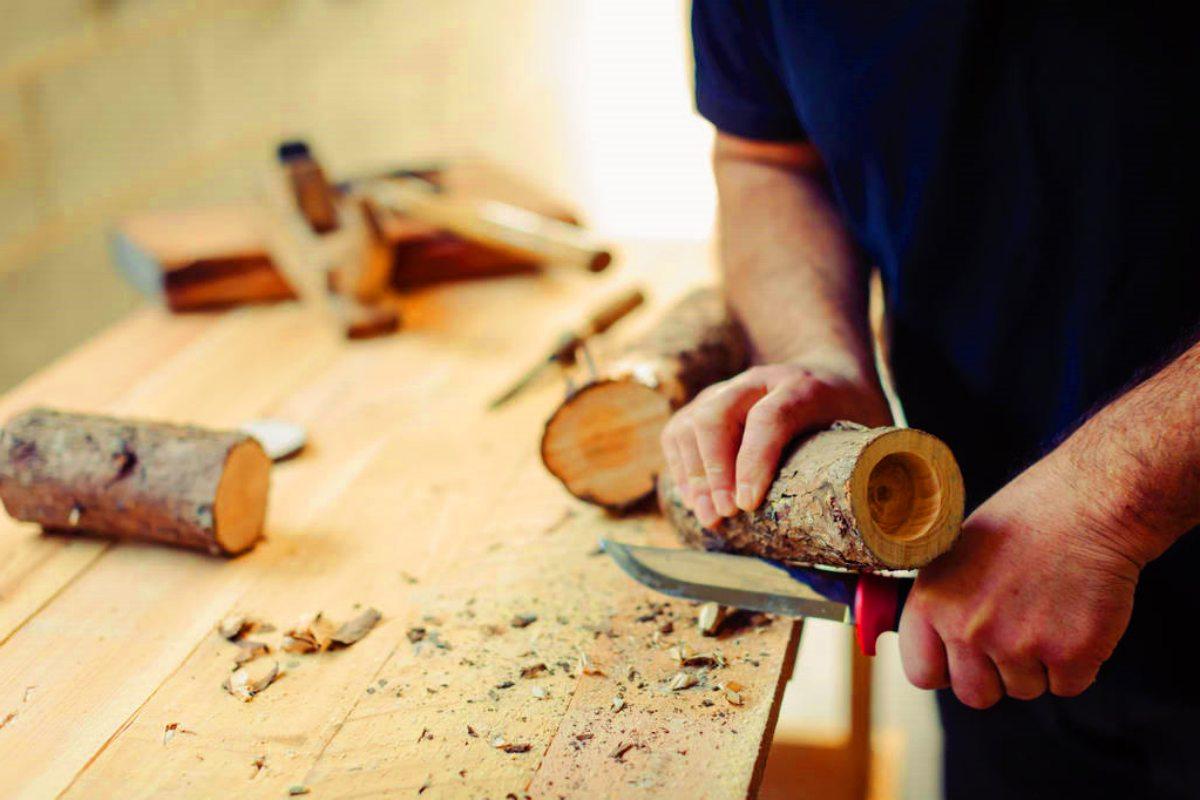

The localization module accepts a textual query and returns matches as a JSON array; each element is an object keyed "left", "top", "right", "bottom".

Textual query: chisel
[{"left": 488, "top": 287, "right": 646, "bottom": 409}]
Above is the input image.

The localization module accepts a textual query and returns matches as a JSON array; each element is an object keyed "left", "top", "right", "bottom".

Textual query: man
[{"left": 668, "top": 4, "right": 1199, "bottom": 797}]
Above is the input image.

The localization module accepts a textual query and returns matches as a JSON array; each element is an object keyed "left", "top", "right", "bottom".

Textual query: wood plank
[
  {"left": 1, "top": 274, "right": 590, "bottom": 797},
  {"left": 1, "top": 243, "right": 793, "bottom": 799}
]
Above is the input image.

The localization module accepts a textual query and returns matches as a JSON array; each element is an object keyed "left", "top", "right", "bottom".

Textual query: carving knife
[{"left": 600, "top": 540, "right": 912, "bottom": 656}]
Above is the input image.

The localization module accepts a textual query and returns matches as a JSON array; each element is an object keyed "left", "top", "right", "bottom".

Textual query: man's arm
[
  {"left": 661, "top": 133, "right": 891, "bottom": 528},
  {"left": 900, "top": 339, "right": 1200, "bottom": 707}
]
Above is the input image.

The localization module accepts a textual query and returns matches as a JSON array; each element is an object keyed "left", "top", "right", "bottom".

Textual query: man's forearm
[
  {"left": 1052, "top": 339, "right": 1200, "bottom": 564},
  {"left": 714, "top": 134, "right": 875, "bottom": 379}
]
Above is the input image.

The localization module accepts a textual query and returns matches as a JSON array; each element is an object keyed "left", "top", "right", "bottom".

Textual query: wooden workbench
[{"left": 0, "top": 242, "right": 800, "bottom": 799}]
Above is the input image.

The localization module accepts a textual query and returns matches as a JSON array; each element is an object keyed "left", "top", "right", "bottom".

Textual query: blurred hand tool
[
  {"left": 364, "top": 178, "right": 613, "bottom": 273},
  {"left": 489, "top": 287, "right": 646, "bottom": 409}
]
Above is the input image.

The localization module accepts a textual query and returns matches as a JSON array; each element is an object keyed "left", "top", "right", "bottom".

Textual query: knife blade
[{"left": 600, "top": 540, "right": 912, "bottom": 656}]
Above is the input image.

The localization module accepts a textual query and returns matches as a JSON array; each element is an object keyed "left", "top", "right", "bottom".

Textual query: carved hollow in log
[
  {"left": 0, "top": 408, "right": 271, "bottom": 556},
  {"left": 659, "top": 424, "right": 964, "bottom": 570},
  {"left": 540, "top": 288, "right": 749, "bottom": 510}
]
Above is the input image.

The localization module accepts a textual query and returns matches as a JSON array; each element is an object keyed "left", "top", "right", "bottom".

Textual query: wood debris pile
[{"left": 215, "top": 606, "right": 382, "bottom": 702}]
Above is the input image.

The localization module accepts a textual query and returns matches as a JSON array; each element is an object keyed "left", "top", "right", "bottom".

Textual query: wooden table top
[{"left": 0, "top": 241, "right": 799, "bottom": 799}]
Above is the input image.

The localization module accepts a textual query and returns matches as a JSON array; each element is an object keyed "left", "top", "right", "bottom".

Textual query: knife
[{"left": 600, "top": 540, "right": 913, "bottom": 656}]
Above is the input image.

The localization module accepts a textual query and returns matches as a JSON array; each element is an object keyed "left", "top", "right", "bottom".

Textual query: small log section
[
  {"left": 660, "top": 423, "right": 964, "bottom": 570},
  {"left": 541, "top": 287, "right": 749, "bottom": 509},
  {"left": 0, "top": 409, "right": 270, "bottom": 556}
]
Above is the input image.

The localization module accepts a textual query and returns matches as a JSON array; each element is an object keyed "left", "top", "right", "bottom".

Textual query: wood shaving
[
  {"left": 668, "top": 671, "right": 698, "bottom": 691},
  {"left": 406, "top": 627, "right": 427, "bottom": 643},
  {"left": 162, "top": 722, "right": 195, "bottom": 745},
  {"left": 697, "top": 602, "right": 728, "bottom": 636},
  {"left": 282, "top": 612, "right": 335, "bottom": 653},
  {"left": 287, "top": 785, "right": 310, "bottom": 796},
  {"left": 722, "top": 680, "right": 745, "bottom": 706},
  {"left": 491, "top": 736, "right": 531, "bottom": 753},
  {"left": 610, "top": 741, "right": 636, "bottom": 761},
  {"left": 223, "top": 660, "right": 280, "bottom": 702},
  {"left": 510, "top": 613, "right": 538, "bottom": 629},
  {"left": 519, "top": 662, "right": 547, "bottom": 678},
  {"left": 217, "top": 614, "right": 254, "bottom": 641},
  {"left": 467, "top": 725, "right": 479, "bottom": 738},
  {"left": 531, "top": 686, "right": 548, "bottom": 700},
  {"left": 233, "top": 640, "right": 270, "bottom": 667},
  {"left": 682, "top": 650, "right": 725, "bottom": 669},
  {"left": 611, "top": 696, "right": 626, "bottom": 713},
  {"left": 576, "top": 651, "right": 604, "bottom": 677},
  {"left": 332, "top": 607, "right": 382, "bottom": 647}
]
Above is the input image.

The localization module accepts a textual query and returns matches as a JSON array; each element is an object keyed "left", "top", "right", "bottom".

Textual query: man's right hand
[{"left": 660, "top": 361, "right": 892, "bottom": 528}]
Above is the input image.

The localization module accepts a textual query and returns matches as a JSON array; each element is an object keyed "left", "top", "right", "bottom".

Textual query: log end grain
[
  {"left": 849, "top": 428, "right": 963, "bottom": 568},
  {"left": 540, "top": 379, "right": 671, "bottom": 510},
  {"left": 213, "top": 438, "right": 272, "bottom": 555}
]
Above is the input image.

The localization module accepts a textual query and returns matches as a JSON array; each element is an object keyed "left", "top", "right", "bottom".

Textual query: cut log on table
[
  {"left": 0, "top": 409, "right": 271, "bottom": 556},
  {"left": 541, "top": 288, "right": 749, "bottom": 510},
  {"left": 659, "top": 423, "right": 964, "bottom": 570}
]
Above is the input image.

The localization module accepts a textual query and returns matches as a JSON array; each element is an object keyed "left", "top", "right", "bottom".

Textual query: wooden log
[
  {"left": 658, "top": 423, "right": 964, "bottom": 570},
  {"left": 540, "top": 288, "right": 749, "bottom": 510},
  {"left": 0, "top": 409, "right": 271, "bottom": 557}
]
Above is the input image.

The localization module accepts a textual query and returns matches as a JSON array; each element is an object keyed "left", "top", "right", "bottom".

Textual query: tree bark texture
[{"left": 0, "top": 408, "right": 271, "bottom": 556}]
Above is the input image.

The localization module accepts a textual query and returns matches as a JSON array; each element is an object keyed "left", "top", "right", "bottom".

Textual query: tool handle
[
  {"left": 584, "top": 288, "right": 645, "bottom": 335},
  {"left": 854, "top": 575, "right": 914, "bottom": 656}
]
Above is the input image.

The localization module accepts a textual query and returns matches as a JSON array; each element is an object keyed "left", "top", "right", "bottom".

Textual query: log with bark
[
  {"left": 0, "top": 409, "right": 271, "bottom": 556},
  {"left": 540, "top": 288, "right": 749, "bottom": 510},
  {"left": 659, "top": 423, "right": 964, "bottom": 570}
]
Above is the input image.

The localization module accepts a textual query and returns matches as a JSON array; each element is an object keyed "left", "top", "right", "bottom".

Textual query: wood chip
[
  {"left": 162, "top": 722, "right": 195, "bottom": 745},
  {"left": 406, "top": 627, "right": 426, "bottom": 643},
  {"left": 519, "top": 662, "right": 547, "bottom": 679},
  {"left": 531, "top": 686, "right": 548, "bottom": 700},
  {"left": 611, "top": 696, "right": 626, "bottom": 713},
  {"left": 233, "top": 640, "right": 270, "bottom": 667},
  {"left": 697, "top": 602, "right": 728, "bottom": 636},
  {"left": 282, "top": 612, "right": 335, "bottom": 653},
  {"left": 722, "top": 679, "right": 745, "bottom": 706},
  {"left": 576, "top": 651, "right": 604, "bottom": 677},
  {"left": 510, "top": 613, "right": 538, "bottom": 629},
  {"left": 217, "top": 613, "right": 254, "bottom": 641},
  {"left": 668, "top": 671, "right": 698, "bottom": 691},
  {"left": 223, "top": 659, "right": 280, "bottom": 701},
  {"left": 332, "top": 607, "right": 382, "bottom": 647},
  {"left": 288, "top": 785, "right": 310, "bottom": 796},
  {"left": 610, "top": 741, "right": 636, "bottom": 761},
  {"left": 491, "top": 736, "right": 531, "bottom": 754}
]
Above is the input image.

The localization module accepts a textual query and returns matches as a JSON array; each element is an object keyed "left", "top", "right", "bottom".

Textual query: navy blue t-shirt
[{"left": 693, "top": 1, "right": 1199, "bottom": 706}]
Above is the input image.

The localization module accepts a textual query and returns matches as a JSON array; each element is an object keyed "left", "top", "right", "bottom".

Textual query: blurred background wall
[
  {"left": 0, "top": 2, "right": 940, "bottom": 795},
  {"left": 1, "top": 0, "right": 717, "bottom": 390}
]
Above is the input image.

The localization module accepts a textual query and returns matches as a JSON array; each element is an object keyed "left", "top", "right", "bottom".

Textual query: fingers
[
  {"left": 1047, "top": 658, "right": 1101, "bottom": 698},
  {"left": 692, "top": 387, "right": 762, "bottom": 518},
  {"left": 993, "top": 657, "right": 1049, "bottom": 700},
  {"left": 676, "top": 429, "right": 717, "bottom": 526},
  {"left": 898, "top": 605, "right": 950, "bottom": 691},
  {"left": 734, "top": 382, "right": 821, "bottom": 510},
  {"left": 945, "top": 643, "right": 1004, "bottom": 709}
]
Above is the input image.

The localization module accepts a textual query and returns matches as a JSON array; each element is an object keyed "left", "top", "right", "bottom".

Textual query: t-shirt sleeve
[{"left": 691, "top": 0, "right": 804, "bottom": 141}]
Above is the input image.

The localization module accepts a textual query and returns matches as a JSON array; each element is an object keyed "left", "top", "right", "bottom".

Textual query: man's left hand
[{"left": 898, "top": 453, "right": 1143, "bottom": 708}]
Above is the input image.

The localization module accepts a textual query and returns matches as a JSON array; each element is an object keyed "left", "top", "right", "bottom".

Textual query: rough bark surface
[
  {"left": 659, "top": 424, "right": 962, "bottom": 570},
  {"left": 541, "top": 288, "right": 749, "bottom": 509},
  {"left": 0, "top": 408, "right": 270, "bottom": 556},
  {"left": 605, "top": 287, "right": 750, "bottom": 406}
]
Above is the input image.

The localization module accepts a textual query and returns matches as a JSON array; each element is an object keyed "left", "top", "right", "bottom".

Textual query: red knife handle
[{"left": 854, "top": 575, "right": 914, "bottom": 656}]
